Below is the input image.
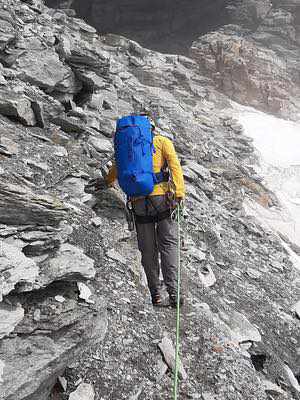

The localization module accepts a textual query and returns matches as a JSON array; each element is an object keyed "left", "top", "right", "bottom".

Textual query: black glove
[{"left": 84, "top": 177, "right": 107, "bottom": 194}]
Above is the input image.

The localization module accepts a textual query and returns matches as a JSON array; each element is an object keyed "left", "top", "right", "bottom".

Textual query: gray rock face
[
  {"left": 291, "top": 300, "right": 300, "bottom": 319},
  {"left": 0, "top": 182, "right": 68, "bottom": 226}
]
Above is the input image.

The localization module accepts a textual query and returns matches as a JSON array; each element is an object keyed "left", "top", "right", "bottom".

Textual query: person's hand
[
  {"left": 94, "top": 177, "right": 108, "bottom": 192},
  {"left": 84, "top": 177, "right": 107, "bottom": 194}
]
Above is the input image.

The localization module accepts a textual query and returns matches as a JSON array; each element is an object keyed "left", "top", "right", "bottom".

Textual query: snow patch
[{"left": 233, "top": 104, "right": 300, "bottom": 269}]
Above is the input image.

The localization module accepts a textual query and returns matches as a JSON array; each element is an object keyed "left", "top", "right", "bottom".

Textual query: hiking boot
[
  {"left": 151, "top": 293, "right": 162, "bottom": 307},
  {"left": 169, "top": 294, "right": 184, "bottom": 308}
]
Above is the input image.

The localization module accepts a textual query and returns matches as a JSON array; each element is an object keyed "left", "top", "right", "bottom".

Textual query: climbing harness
[
  {"left": 125, "top": 200, "right": 135, "bottom": 231},
  {"left": 172, "top": 201, "right": 184, "bottom": 400}
]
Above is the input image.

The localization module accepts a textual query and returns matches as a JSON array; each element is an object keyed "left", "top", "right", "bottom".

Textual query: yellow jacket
[{"left": 106, "top": 134, "right": 185, "bottom": 198}]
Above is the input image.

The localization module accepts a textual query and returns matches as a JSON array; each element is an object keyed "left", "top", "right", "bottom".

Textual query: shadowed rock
[{"left": 0, "top": 296, "right": 107, "bottom": 400}]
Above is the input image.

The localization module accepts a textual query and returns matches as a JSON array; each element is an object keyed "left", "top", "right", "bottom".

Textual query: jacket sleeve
[
  {"left": 105, "top": 163, "right": 118, "bottom": 186},
  {"left": 162, "top": 138, "right": 185, "bottom": 198}
]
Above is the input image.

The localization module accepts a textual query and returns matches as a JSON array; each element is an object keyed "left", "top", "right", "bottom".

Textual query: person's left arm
[{"left": 162, "top": 138, "right": 185, "bottom": 199}]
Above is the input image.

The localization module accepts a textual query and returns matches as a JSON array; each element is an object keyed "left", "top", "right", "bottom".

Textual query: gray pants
[{"left": 133, "top": 195, "right": 178, "bottom": 297}]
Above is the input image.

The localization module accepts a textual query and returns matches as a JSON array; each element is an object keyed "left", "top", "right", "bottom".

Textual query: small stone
[
  {"left": 158, "top": 336, "right": 187, "bottom": 380},
  {"left": 77, "top": 282, "right": 95, "bottom": 304},
  {"left": 291, "top": 300, "right": 300, "bottom": 319},
  {"left": 74, "top": 378, "right": 83, "bottom": 386},
  {"left": 262, "top": 379, "right": 284, "bottom": 395},
  {"left": 55, "top": 295, "right": 65, "bottom": 303},
  {"left": 155, "top": 357, "right": 168, "bottom": 382},
  {"left": 283, "top": 364, "right": 300, "bottom": 392},
  {"left": 58, "top": 376, "right": 68, "bottom": 392},
  {"left": 123, "top": 338, "right": 133, "bottom": 346},
  {"left": 239, "top": 342, "right": 252, "bottom": 351},
  {"left": 53, "top": 146, "right": 68, "bottom": 157},
  {"left": 202, "top": 393, "right": 215, "bottom": 400},
  {"left": 246, "top": 268, "right": 261, "bottom": 279},
  {"left": 107, "top": 249, "right": 127, "bottom": 264},
  {"left": 25, "top": 159, "right": 48, "bottom": 171},
  {"left": 69, "top": 382, "right": 95, "bottom": 400},
  {"left": 120, "top": 297, "right": 131, "bottom": 304},
  {"left": 198, "top": 265, "right": 216, "bottom": 288},
  {"left": 33, "top": 309, "right": 41, "bottom": 322},
  {"left": 189, "top": 247, "right": 206, "bottom": 261},
  {"left": 91, "top": 217, "right": 102, "bottom": 227}
]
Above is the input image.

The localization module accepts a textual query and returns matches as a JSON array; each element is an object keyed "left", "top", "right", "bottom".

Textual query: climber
[{"left": 95, "top": 114, "right": 185, "bottom": 308}]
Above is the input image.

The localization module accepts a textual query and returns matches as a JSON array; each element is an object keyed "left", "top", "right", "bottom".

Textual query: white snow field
[{"left": 234, "top": 105, "right": 300, "bottom": 270}]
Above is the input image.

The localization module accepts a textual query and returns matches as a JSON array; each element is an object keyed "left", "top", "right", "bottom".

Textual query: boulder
[
  {"left": 88, "top": 136, "right": 112, "bottom": 153},
  {"left": 0, "top": 303, "right": 24, "bottom": 339},
  {"left": 52, "top": 114, "right": 86, "bottom": 135},
  {"left": 69, "top": 383, "right": 95, "bottom": 400},
  {"left": 0, "top": 90, "right": 36, "bottom": 126},
  {"left": 38, "top": 243, "right": 96, "bottom": 286},
  {"left": 0, "top": 243, "right": 39, "bottom": 301},
  {"left": 218, "top": 310, "right": 261, "bottom": 343}
]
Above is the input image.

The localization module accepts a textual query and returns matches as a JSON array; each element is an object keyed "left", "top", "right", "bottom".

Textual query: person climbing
[{"left": 95, "top": 114, "right": 185, "bottom": 307}]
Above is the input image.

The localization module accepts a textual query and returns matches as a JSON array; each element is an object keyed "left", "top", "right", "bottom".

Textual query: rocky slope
[
  {"left": 0, "top": 1, "right": 299, "bottom": 400},
  {"left": 45, "top": 0, "right": 300, "bottom": 119}
]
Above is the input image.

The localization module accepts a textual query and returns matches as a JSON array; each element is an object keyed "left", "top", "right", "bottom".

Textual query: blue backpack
[{"left": 114, "top": 115, "right": 164, "bottom": 197}]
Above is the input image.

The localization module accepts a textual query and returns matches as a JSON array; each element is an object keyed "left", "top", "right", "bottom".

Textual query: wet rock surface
[{"left": 0, "top": 1, "right": 299, "bottom": 400}]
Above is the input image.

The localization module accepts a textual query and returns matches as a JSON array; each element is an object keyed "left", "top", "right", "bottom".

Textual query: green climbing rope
[{"left": 172, "top": 202, "right": 183, "bottom": 400}]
